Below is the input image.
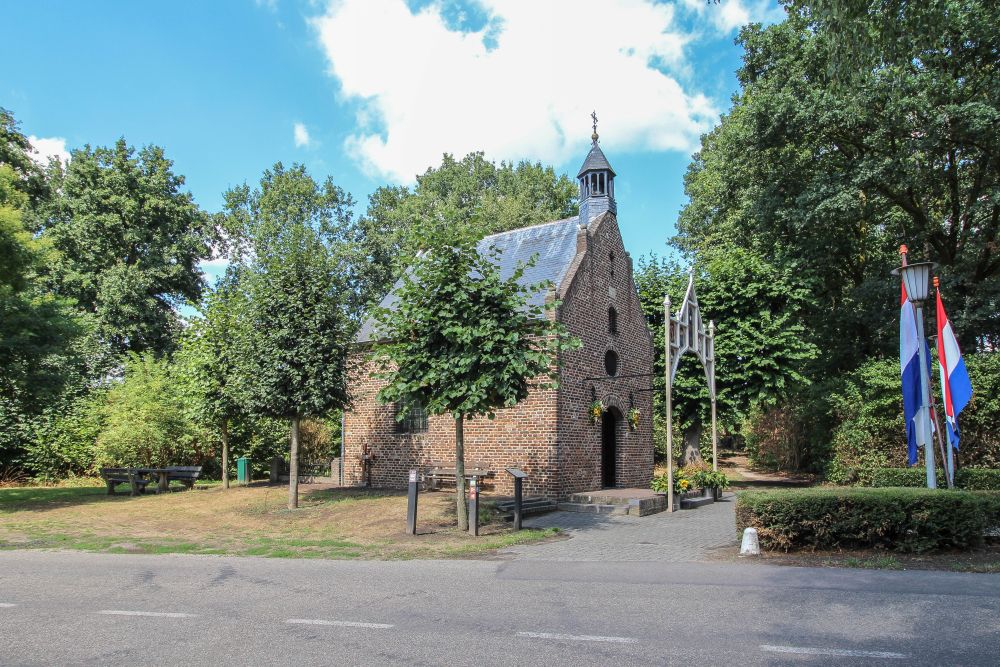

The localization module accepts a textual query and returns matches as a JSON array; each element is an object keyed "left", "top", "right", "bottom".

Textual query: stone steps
[
  {"left": 493, "top": 497, "right": 558, "bottom": 516},
  {"left": 556, "top": 502, "right": 629, "bottom": 515},
  {"left": 563, "top": 491, "right": 669, "bottom": 516}
]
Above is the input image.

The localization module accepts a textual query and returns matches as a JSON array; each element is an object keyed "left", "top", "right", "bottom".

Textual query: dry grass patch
[{"left": 0, "top": 483, "right": 557, "bottom": 559}]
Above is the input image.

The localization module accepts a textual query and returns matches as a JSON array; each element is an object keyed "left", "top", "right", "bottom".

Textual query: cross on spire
[{"left": 591, "top": 110, "right": 599, "bottom": 143}]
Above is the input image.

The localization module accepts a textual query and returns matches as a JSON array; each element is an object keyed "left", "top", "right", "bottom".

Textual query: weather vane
[{"left": 591, "top": 110, "right": 599, "bottom": 143}]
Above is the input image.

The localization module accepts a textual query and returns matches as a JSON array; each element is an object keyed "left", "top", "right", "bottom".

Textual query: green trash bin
[{"left": 237, "top": 457, "right": 251, "bottom": 485}]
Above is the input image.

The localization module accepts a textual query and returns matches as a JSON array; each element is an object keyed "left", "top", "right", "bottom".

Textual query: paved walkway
[{"left": 502, "top": 493, "right": 738, "bottom": 562}]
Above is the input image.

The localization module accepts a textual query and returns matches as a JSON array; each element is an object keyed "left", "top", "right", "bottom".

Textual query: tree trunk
[
  {"left": 288, "top": 416, "right": 300, "bottom": 510},
  {"left": 221, "top": 418, "right": 230, "bottom": 490},
  {"left": 683, "top": 422, "right": 704, "bottom": 467},
  {"left": 455, "top": 414, "right": 468, "bottom": 531}
]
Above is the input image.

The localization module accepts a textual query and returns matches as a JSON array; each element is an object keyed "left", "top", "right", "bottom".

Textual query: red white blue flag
[
  {"left": 900, "top": 282, "right": 924, "bottom": 465},
  {"left": 935, "top": 285, "right": 973, "bottom": 450}
]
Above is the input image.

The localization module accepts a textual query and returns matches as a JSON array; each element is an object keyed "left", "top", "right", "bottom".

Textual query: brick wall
[
  {"left": 554, "top": 212, "right": 655, "bottom": 496},
  {"left": 342, "top": 353, "right": 559, "bottom": 497}
]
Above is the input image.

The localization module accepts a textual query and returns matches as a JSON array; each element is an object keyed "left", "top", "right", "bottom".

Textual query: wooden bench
[
  {"left": 166, "top": 466, "right": 203, "bottom": 490},
  {"left": 423, "top": 460, "right": 493, "bottom": 490},
  {"left": 100, "top": 468, "right": 151, "bottom": 496}
]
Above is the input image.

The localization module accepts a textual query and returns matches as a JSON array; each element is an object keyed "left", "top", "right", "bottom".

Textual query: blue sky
[{"left": 4, "top": 0, "right": 783, "bottom": 281}]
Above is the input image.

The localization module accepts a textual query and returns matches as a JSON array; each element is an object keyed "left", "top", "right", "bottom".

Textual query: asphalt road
[{"left": 0, "top": 551, "right": 998, "bottom": 666}]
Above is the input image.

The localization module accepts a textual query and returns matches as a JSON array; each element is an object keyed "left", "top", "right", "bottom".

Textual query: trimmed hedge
[
  {"left": 736, "top": 488, "right": 999, "bottom": 553},
  {"left": 869, "top": 467, "right": 1000, "bottom": 491}
]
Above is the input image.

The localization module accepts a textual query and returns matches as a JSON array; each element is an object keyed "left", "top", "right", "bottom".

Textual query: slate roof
[
  {"left": 355, "top": 216, "right": 582, "bottom": 343},
  {"left": 577, "top": 142, "right": 616, "bottom": 178}
]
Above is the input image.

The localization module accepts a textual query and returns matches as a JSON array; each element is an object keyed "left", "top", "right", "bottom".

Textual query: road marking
[
  {"left": 99, "top": 610, "right": 197, "bottom": 618},
  {"left": 761, "top": 645, "right": 907, "bottom": 659},
  {"left": 286, "top": 619, "right": 394, "bottom": 629},
  {"left": 0, "top": 603, "right": 16, "bottom": 608},
  {"left": 517, "top": 631, "right": 637, "bottom": 644}
]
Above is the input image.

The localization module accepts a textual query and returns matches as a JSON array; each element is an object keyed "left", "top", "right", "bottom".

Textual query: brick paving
[{"left": 501, "top": 492, "right": 739, "bottom": 562}]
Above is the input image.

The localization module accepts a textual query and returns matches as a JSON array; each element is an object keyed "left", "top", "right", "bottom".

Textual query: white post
[
  {"left": 664, "top": 295, "right": 674, "bottom": 513},
  {"left": 709, "top": 320, "right": 718, "bottom": 472},
  {"left": 914, "top": 304, "right": 937, "bottom": 489}
]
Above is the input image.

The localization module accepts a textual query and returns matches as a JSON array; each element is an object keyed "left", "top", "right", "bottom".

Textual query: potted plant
[
  {"left": 588, "top": 400, "right": 604, "bottom": 424},
  {"left": 701, "top": 470, "right": 730, "bottom": 500},
  {"left": 626, "top": 407, "right": 640, "bottom": 431}
]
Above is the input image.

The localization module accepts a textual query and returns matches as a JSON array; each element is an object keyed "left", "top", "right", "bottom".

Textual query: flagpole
[
  {"left": 933, "top": 277, "right": 957, "bottom": 487},
  {"left": 914, "top": 303, "right": 937, "bottom": 489},
  {"left": 926, "top": 365, "right": 953, "bottom": 489}
]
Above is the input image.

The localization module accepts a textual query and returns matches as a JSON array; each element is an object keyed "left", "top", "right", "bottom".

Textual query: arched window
[
  {"left": 608, "top": 306, "right": 618, "bottom": 335},
  {"left": 604, "top": 350, "right": 619, "bottom": 377},
  {"left": 609, "top": 251, "right": 615, "bottom": 278}
]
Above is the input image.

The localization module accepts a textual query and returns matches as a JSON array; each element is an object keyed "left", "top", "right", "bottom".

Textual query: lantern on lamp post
[{"left": 892, "top": 248, "right": 937, "bottom": 489}]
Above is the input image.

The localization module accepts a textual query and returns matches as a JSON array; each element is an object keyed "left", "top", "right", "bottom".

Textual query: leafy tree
[
  {"left": 371, "top": 231, "right": 579, "bottom": 530},
  {"left": 94, "top": 353, "right": 207, "bottom": 468},
  {"left": 356, "top": 152, "right": 577, "bottom": 305},
  {"left": 175, "top": 276, "right": 246, "bottom": 488},
  {"left": 40, "top": 138, "right": 214, "bottom": 356},
  {"left": 0, "top": 107, "right": 50, "bottom": 208},
  {"left": 681, "top": 3, "right": 1000, "bottom": 357},
  {"left": 223, "top": 163, "right": 355, "bottom": 509},
  {"left": 0, "top": 164, "right": 87, "bottom": 468},
  {"left": 674, "top": 1, "right": 1000, "bottom": 469}
]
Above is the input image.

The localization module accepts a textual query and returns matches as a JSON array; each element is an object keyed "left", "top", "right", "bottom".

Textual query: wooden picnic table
[{"left": 134, "top": 468, "right": 171, "bottom": 493}]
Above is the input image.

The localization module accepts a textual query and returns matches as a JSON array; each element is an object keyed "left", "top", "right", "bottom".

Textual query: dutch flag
[
  {"left": 900, "top": 282, "right": 924, "bottom": 466},
  {"left": 935, "top": 283, "right": 973, "bottom": 450}
]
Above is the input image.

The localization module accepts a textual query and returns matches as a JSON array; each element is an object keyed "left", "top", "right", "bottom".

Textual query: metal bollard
[
  {"left": 468, "top": 477, "right": 480, "bottom": 537},
  {"left": 406, "top": 469, "right": 419, "bottom": 536}
]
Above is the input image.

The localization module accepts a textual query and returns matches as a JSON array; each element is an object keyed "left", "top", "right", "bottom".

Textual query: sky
[{"left": 4, "top": 0, "right": 783, "bottom": 283}]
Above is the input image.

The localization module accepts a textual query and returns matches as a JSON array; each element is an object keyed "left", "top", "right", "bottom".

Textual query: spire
[{"left": 577, "top": 112, "right": 617, "bottom": 222}]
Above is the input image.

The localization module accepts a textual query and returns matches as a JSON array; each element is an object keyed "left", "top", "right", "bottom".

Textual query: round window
[{"left": 604, "top": 350, "right": 619, "bottom": 377}]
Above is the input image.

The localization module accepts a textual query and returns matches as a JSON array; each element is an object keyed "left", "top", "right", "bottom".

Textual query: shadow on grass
[{"left": 0, "top": 486, "right": 115, "bottom": 514}]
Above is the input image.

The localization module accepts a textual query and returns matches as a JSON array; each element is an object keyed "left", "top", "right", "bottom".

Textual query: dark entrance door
[{"left": 602, "top": 410, "right": 617, "bottom": 488}]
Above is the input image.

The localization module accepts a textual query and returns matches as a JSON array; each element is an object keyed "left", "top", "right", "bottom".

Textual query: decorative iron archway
[{"left": 663, "top": 271, "right": 717, "bottom": 513}]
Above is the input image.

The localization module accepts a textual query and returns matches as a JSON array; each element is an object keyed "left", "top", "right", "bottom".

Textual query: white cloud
[
  {"left": 28, "top": 135, "right": 70, "bottom": 166},
  {"left": 680, "top": 0, "right": 784, "bottom": 33},
  {"left": 310, "top": 0, "right": 721, "bottom": 184},
  {"left": 294, "top": 122, "right": 313, "bottom": 148}
]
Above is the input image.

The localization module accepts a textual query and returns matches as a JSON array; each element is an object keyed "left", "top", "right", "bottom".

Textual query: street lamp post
[{"left": 893, "top": 249, "right": 937, "bottom": 489}]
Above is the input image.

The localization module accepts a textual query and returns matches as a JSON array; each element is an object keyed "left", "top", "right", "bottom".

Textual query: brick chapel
[{"left": 343, "top": 130, "right": 655, "bottom": 499}]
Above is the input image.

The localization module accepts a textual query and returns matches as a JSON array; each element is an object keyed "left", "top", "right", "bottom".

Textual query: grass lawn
[{"left": 0, "top": 483, "right": 558, "bottom": 560}]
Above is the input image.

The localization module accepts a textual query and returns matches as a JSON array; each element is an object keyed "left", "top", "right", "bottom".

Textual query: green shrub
[
  {"left": 957, "top": 468, "right": 1000, "bottom": 491},
  {"left": 94, "top": 353, "right": 208, "bottom": 468},
  {"left": 24, "top": 390, "right": 107, "bottom": 480},
  {"left": 826, "top": 354, "right": 1000, "bottom": 484},
  {"left": 736, "top": 487, "right": 994, "bottom": 553},
  {"left": 868, "top": 467, "right": 1000, "bottom": 491},
  {"left": 869, "top": 467, "right": 940, "bottom": 488}
]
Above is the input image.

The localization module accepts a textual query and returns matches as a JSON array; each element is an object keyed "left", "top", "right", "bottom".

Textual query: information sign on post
[
  {"left": 406, "top": 469, "right": 419, "bottom": 535},
  {"left": 468, "top": 477, "right": 480, "bottom": 537},
  {"left": 505, "top": 467, "right": 528, "bottom": 531}
]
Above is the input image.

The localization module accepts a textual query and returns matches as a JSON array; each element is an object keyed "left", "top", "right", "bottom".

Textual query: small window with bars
[{"left": 395, "top": 398, "right": 428, "bottom": 434}]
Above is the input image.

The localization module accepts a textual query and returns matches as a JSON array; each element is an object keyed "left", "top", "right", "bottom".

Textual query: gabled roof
[
  {"left": 577, "top": 142, "right": 616, "bottom": 178},
  {"left": 355, "top": 216, "right": 582, "bottom": 343}
]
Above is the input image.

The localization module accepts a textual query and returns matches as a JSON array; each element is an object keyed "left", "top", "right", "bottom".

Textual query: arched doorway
[{"left": 601, "top": 408, "right": 618, "bottom": 488}]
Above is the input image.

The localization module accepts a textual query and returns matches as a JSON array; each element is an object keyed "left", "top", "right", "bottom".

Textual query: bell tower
[{"left": 578, "top": 111, "right": 617, "bottom": 224}]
